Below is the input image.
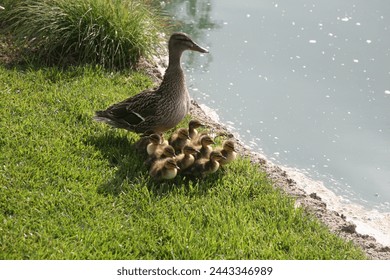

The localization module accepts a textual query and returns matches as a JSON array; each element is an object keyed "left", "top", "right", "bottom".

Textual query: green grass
[
  {"left": 0, "top": 65, "right": 366, "bottom": 259},
  {"left": 0, "top": 0, "right": 166, "bottom": 69}
]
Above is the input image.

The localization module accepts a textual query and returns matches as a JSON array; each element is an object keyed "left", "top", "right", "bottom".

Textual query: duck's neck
[
  {"left": 159, "top": 49, "right": 186, "bottom": 93},
  {"left": 168, "top": 48, "right": 183, "bottom": 68}
]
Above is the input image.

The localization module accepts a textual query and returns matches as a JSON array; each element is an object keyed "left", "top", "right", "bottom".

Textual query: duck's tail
[
  {"left": 93, "top": 110, "right": 109, "bottom": 122},
  {"left": 93, "top": 111, "right": 114, "bottom": 124},
  {"left": 93, "top": 111, "right": 130, "bottom": 130}
]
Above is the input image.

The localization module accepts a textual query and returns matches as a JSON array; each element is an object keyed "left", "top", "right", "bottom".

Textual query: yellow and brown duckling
[
  {"left": 155, "top": 145, "right": 176, "bottom": 159},
  {"left": 94, "top": 33, "right": 209, "bottom": 134},
  {"left": 187, "top": 151, "right": 226, "bottom": 177},
  {"left": 149, "top": 158, "right": 180, "bottom": 181},
  {"left": 146, "top": 134, "right": 165, "bottom": 156},
  {"left": 160, "top": 134, "right": 169, "bottom": 146},
  {"left": 194, "top": 134, "right": 215, "bottom": 159},
  {"left": 188, "top": 119, "right": 204, "bottom": 140},
  {"left": 145, "top": 145, "right": 176, "bottom": 168},
  {"left": 169, "top": 127, "right": 190, "bottom": 154},
  {"left": 175, "top": 145, "right": 200, "bottom": 171},
  {"left": 214, "top": 140, "right": 237, "bottom": 166}
]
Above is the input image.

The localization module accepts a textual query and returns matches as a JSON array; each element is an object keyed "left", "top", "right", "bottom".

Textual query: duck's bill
[{"left": 191, "top": 42, "right": 209, "bottom": 53}]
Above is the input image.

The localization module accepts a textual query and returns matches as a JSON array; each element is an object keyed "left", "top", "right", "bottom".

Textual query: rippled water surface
[{"left": 164, "top": 0, "right": 390, "bottom": 211}]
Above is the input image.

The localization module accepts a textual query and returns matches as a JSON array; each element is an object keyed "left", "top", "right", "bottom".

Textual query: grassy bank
[
  {"left": 0, "top": 65, "right": 366, "bottom": 259},
  {"left": 0, "top": 0, "right": 165, "bottom": 69}
]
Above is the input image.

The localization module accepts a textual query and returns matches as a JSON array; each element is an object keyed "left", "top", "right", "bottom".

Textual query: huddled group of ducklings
[{"left": 138, "top": 120, "right": 237, "bottom": 181}]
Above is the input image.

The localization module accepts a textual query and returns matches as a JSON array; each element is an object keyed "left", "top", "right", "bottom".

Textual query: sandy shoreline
[{"left": 142, "top": 52, "right": 390, "bottom": 260}]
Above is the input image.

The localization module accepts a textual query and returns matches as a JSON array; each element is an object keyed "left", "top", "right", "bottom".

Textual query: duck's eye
[
  {"left": 176, "top": 37, "right": 192, "bottom": 45},
  {"left": 176, "top": 35, "right": 189, "bottom": 41}
]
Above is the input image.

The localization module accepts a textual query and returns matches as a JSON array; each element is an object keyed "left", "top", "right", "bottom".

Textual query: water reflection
[
  {"left": 164, "top": 0, "right": 219, "bottom": 68},
  {"left": 164, "top": 0, "right": 219, "bottom": 36}
]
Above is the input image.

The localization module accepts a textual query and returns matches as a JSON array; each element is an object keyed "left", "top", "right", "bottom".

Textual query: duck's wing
[
  {"left": 94, "top": 89, "right": 160, "bottom": 130},
  {"left": 108, "top": 89, "right": 159, "bottom": 124}
]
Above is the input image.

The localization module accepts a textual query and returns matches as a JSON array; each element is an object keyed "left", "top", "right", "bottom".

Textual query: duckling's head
[
  {"left": 200, "top": 135, "right": 215, "bottom": 146},
  {"left": 162, "top": 145, "right": 176, "bottom": 158},
  {"left": 209, "top": 151, "right": 226, "bottom": 162},
  {"left": 164, "top": 158, "right": 180, "bottom": 171},
  {"left": 223, "top": 140, "right": 236, "bottom": 152},
  {"left": 177, "top": 128, "right": 190, "bottom": 140},
  {"left": 189, "top": 119, "right": 204, "bottom": 129},
  {"left": 169, "top": 32, "right": 209, "bottom": 54},
  {"left": 182, "top": 145, "right": 200, "bottom": 155},
  {"left": 149, "top": 134, "right": 162, "bottom": 145}
]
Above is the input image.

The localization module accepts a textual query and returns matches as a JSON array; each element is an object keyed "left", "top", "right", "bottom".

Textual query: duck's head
[
  {"left": 189, "top": 119, "right": 204, "bottom": 129},
  {"left": 200, "top": 135, "right": 215, "bottom": 146},
  {"left": 183, "top": 145, "right": 200, "bottom": 155},
  {"left": 169, "top": 32, "right": 209, "bottom": 54},
  {"left": 177, "top": 128, "right": 190, "bottom": 140},
  {"left": 162, "top": 145, "right": 176, "bottom": 158},
  {"left": 164, "top": 158, "right": 180, "bottom": 171},
  {"left": 149, "top": 134, "right": 162, "bottom": 145},
  {"left": 209, "top": 151, "right": 226, "bottom": 162},
  {"left": 223, "top": 140, "right": 236, "bottom": 152}
]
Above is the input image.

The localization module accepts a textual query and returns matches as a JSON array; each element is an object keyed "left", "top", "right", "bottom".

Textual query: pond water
[{"left": 163, "top": 0, "right": 390, "bottom": 242}]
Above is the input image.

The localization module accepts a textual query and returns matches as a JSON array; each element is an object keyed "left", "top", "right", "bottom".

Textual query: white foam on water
[{"left": 284, "top": 167, "right": 390, "bottom": 246}]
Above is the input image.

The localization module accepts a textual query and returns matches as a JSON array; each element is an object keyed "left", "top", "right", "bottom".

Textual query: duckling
[
  {"left": 134, "top": 135, "right": 151, "bottom": 155},
  {"left": 149, "top": 158, "right": 180, "bottom": 180},
  {"left": 214, "top": 140, "right": 237, "bottom": 166},
  {"left": 146, "top": 134, "right": 164, "bottom": 156},
  {"left": 190, "top": 127, "right": 215, "bottom": 146},
  {"left": 175, "top": 145, "right": 200, "bottom": 171},
  {"left": 188, "top": 151, "right": 226, "bottom": 177},
  {"left": 160, "top": 134, "right": 169, "bottom": 146},
  {"left": 94, "top": 32, "right": 209, "bottom": 134},
  {"left": 194, "top": 135, "right": 215, "bottom": 159},
  {"left": 168, "top": 127, "right": 190, "bottom": 154},
  {"left": 145, "top": 145, "right": 176, "bottom": 168},
  {"left": 155, "top": 145, "right": 176, "bottom": 159},
  {"left": 188, "top": 119, "right": 204, "bottom": 140}
]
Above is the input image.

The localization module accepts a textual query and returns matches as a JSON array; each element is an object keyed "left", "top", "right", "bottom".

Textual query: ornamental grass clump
[{"left": 1, "top": 0, "right": 165, "bottom": 69}]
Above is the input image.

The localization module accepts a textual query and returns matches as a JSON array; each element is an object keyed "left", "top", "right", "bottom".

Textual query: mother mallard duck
[{"left": 94, "top": 32, "right": 208, "bottom": 134}]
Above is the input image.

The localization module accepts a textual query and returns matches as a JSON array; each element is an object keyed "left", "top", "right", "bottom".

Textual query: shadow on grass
[
  {"left": 85, "top": 130, "right": 224, "bottom": 197},
  {"left": 85, "top": 130, "right": 145, "bottom": 196},
  {"left": 146, "top": 171, "right": 225, "bottom": 198}
]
